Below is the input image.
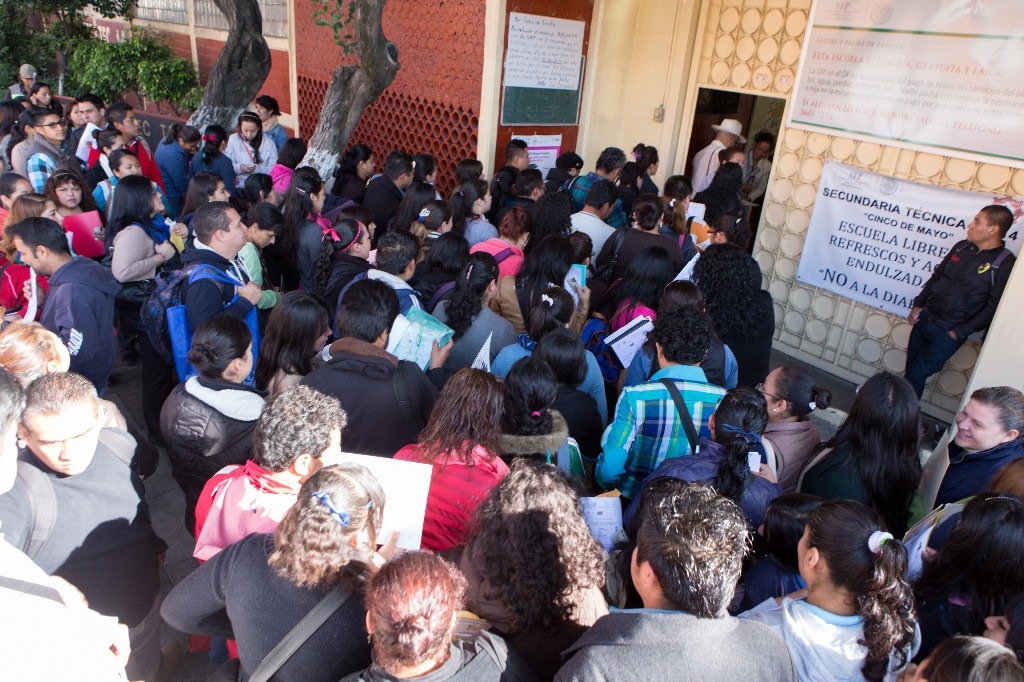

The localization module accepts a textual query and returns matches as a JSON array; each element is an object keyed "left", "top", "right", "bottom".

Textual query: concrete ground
[{"left": 104, "top": 346, "right": 950, "bottom": 680}]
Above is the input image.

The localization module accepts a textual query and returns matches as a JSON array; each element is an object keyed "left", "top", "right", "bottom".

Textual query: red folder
[{"left": 63, "top": 210, "right": 105, "bottom": 258}]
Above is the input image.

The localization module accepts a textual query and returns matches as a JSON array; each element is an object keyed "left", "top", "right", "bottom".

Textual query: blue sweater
[
  {"left": 155, "top": 139, "right": 191, "bottom": 217},
  {"left": 492, "top": 341, "right": 608, "bottom": 424},
  {"left": 188, "top": 152, "right": 236, "bottom": 194}
]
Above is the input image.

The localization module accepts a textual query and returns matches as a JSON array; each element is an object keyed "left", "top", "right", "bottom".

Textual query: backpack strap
[
  {"left": 492, "top": 247, "right": 514, "bottom": 264},
  {"left": 658, "top": 378, "right": 699, "bottom": 454},
  {"left": 426, "top": 280, "right": 457, "bottom": 313},
  {"left": 597, "top": 227, "right": 629, "bottom": 282},
  {"left": 249, "top": 581, "right": 355, "bottom": 682},
  {"left": 990, "top": 248, "right": 1013, "bottom": 286},
  {"left": 16, "top": 461, "right": 57, "bottom": 561},
  {"left": 392, "top": 365, "right": 417, "bottom": 425}
]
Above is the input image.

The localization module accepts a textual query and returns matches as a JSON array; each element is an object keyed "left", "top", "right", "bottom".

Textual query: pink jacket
[
  {"left": 270, "top": 164, "right": 294, "bottom": 195},
  {"left": 610, "top": 300, "right": 656, "bottom": 333},
  {"left": 193, "top": 460, "right": 301, "bottom": 561},
  {"left": 470, "top": 238, "right": 524, "bottom": 279}
]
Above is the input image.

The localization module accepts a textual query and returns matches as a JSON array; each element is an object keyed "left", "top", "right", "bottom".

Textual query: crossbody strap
[
  {"left": 426, "top": 280, "right": 457, "bottom": 313},
  {"left": 249, "top": 581, "right": 355, "bottom": 682},
  {"left": 658, "top": 378, "right": 699, "bottom": 454}
]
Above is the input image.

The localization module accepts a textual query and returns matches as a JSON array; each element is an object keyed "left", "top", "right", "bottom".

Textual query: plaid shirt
[
  {"left": 26, "top": 152, "right": 58, "bottom": 193},
  {"left": 598, "top": 364, "right": 726, "bottom": 500},
  {"left": 564, "top": 171, "right": 627, "bottom": 228}
]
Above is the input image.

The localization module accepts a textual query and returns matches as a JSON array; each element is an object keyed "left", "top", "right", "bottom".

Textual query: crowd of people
[{"left": 0, "top": 76, "right": 1022, "bottom": 681}]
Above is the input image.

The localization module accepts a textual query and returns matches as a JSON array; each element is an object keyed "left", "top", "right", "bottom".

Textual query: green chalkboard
[{"left": 500, "top": 58, "right": 584, "bottom": 126}]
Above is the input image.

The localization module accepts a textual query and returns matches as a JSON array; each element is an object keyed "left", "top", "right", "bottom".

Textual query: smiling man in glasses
[{"left": 25, "top": 108, "right": 76, "bottom": 192}]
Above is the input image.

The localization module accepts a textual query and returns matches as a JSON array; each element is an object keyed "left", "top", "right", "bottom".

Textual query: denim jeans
[{"left": 904, "top": 312, "right": 965, "bottom": 398}]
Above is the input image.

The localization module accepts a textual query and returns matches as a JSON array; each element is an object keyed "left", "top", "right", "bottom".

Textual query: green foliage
[
  {"left": 0, "top": 0, "right": 54, "bottom": 85},
  {"left": 69, "top": 30, "right": 202, "bottom": 115},
  {"left": 312, "top": 0, "right": 359, "bottom": 54}
]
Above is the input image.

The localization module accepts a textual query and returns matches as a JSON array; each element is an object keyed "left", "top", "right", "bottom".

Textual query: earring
[{"left": 17, "top": 438, "right": 27, "bottom": 449}]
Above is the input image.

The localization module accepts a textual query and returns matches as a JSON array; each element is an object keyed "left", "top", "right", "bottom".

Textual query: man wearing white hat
[
  {"left": 6, "top": 64, "right": 37, "bottom": 100},
  {"left": 691, "top": 118, "right": 746, "bottom": 193}
]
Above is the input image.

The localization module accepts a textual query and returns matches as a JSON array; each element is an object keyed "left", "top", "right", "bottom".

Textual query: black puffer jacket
[{"left": 160, "top": 376, "right": 266, "bottom": 534}]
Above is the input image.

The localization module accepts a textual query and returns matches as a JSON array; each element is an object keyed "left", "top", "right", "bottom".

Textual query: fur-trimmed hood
[{"left": 500, "top": 410, "right": 570, "bottom": 458}]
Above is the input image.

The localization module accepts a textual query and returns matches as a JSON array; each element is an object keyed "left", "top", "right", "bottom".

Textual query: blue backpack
[{"left": 142, "top": 264, "right": 261, "bottom": 384}]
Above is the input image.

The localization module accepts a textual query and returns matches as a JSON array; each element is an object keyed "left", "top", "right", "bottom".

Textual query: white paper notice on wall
[
  {"left": 518, "top": 134, "right": 562, "bottom": 177},
  {"left": 504, "top": 12, "right": 585, "bottom": 91},
  {"left": 335, "top": 452, "right": 432, "bottom": 551}
]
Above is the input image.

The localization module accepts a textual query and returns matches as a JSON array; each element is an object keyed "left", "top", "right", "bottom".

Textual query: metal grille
[
  {"left": 193, "top": 0, "right": 288, "bottom": 38},
  {"left": 133, "top": 0, "right": 188, "bottom": 24}
]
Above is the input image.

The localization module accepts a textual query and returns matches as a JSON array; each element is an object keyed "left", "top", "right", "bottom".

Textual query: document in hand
[
  {"left": 63, "top": 211, "right": 105, "bottom": 258},
  {"left": 336, "top": 451, "right": 433, "bottom": 551},
  {"left": 903, "top": 502, "right": 964, "bottom": 580},
  {"left": 386, "top": 308, "right": 455, "bottom": 371},
  {"left": 604, "top": 315, "right": 654, "bottom": 369},
  {"left": 580, "top": 496, "right": 624, "bottom": 551},
  {"left": 75, "top": 122, "right": 101, "bottom": 163}
]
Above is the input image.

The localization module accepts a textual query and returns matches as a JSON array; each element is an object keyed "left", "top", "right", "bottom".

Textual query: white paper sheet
[
  {"left": 23, "top": 269, "right": 38, "bottom": 322},
  {"left": 903, "top": 502, "right": 963, "bottom": 581},
  {"left": 335, "top": 452, "right": 433, "bottom": 551},
  {"left": 471, "top": 332, "right": 493, "bottom": 372},
  {"left": 605, "top": 316, "right": 654, "bottom": 369},
  {"left": 686, "top": 202, "right": 706, "bottom": 223},
  {"left": 75, "top": 122, "right": 101, "bottom": 164},
  {"left": 580, "top": 497, "right": 623, "bottom": 551}
]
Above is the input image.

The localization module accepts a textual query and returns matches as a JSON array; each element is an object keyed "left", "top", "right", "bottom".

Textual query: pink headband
[{"left": 340, "top": 222, "right": 364, "bottom": 251}]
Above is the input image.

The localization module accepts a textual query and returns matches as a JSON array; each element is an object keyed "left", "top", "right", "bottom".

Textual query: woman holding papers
[
  {"left": 450, "top": 461, "right": 608, "bottom": 679},
  {"left": 162, "top": 463, "right": 392, "bottom": 681},
  {"left": 433, "top": 252, "right": 515, "bottom": 372},
  {"left": 394, "top": 369, "right": 509, "bottom": 552}
]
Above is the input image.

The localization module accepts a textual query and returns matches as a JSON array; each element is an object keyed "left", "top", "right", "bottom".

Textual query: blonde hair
[
  {"left": 1, "top": 193, "right": 52, "bottom": 259},
  {"left": 0, "top": 322, "right": 68, "bottom": 387}
]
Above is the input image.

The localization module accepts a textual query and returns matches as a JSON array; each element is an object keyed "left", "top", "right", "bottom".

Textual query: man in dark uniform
[{"left": 905, "top": 204, "right": 1015, "bottom": 397}]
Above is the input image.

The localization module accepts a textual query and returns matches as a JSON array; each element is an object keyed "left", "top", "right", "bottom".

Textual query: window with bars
[
  {"left": 133, "top": 0, "right": 188, "bottom": 24},
  {"left": 193, "top": 0, "right": 289, "bottom": 38}
]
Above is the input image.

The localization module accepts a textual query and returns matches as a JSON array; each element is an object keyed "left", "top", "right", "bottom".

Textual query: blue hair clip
[
  {"left": 719, "top": 422, "right": 762, "bottom": 446},
  {"left": 311, "top": 491, "right": 350, "bottom": 527}
]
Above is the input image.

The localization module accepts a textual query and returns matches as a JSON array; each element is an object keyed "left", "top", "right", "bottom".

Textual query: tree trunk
[
  {"left": 301, "top": 0, "right": 399, "bottom": 180},
  {"left": 188, "top": 0, "right": 271, "bottom": 132}
]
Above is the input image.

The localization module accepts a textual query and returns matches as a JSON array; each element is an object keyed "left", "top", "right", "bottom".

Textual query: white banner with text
[
  {"left": 789, "top": 0, "right": 1024, "bottom": 165},
  {"left": 795, "top": 161, "right": 1024, "bottom": 315}
]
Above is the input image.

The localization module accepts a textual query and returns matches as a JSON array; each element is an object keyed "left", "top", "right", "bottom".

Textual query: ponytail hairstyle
[
  {"left": 916, "top": 493, "right": 1024, "bottom": 637},
  {"left": 417, "top": 199, "right": 452, "bottom": 233},
  {"left": 93, "top": 128, "right": 124, "bottom": 157},
  {"left": 336, "top": 144, "right": 374, "bottom": 185},
  {"left": 445, "top": 252, "right": 499, "bottom": 342},
  {"left": 618, "top": 161, "right": 642, "bottom": 192},
  {"left": 9, "top": 110, "right": 34, "bottom": 149},
  {"left": 269, "top": 462, "right": 385, "bottom": 589},
  {"left": 199, "top": 124, "right": 229, "bottom": 165},
  {"left": 661, "top": 175, "right": 693, "bottom": 238},
  {"left": 525, "top": 285, "right": 574, "bottom": 343},
  {"left": 709, "top": 386, "right": 768, "bottom": 503},
  {"left": 163, "top": 123, "right": 201, "bottom": 147},
  {"left": 710, "top": 213, "right": 752, "bottom": 250},
  {"left": 187, "top": 315, "right": 252, "bottom": 380},
  {"left": 502, "top": 356, "right": 557, "bottom": 437},
  {"left": 772, "top": 365, "right": 832, "bottom": 418},
  {"left": 280, "top": 167, "right": 325, "bottom": 266},
  {"left": 412, "top": 153, "right": 437, "bottom": 183},
  {"left": 515, "top": 235, "right": 573, "bottom": 311},
  {"left": 632, "top": 193, "right": 664, "bottom": 231},
  {"left": 232, "top": 172, "right": 274, "bottom": 215},
  {"left": 237, "top": 111, "right": 264, "bottom": 163},
  {"left": 632, "top": 144, "right": 659, "bottom": 173},
  {"left": 388, "top": 182, "right": 436, "bottom": 232},
  {"left": 312, "top": 218, "right": 365, "bottom": 295},
  {"left": 449, "top": 179, "right": 488, "bottom": 237},
  {"left": 806, "top": 500, "right": 917, "bottom": 682},
  {"left": 365, "top": 551, "right": 467, "bottom": 675},
  {"left": 181, "top": 171, "right": 224, "bottom": 217}
]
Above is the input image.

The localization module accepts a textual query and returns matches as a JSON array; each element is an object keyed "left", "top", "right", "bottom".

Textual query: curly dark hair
[
  {"left": 269, "top": 463, "right": 385, "bottom": 589},
  {"left": 444, "top": 252, "right": 499, "bottom": 342},
  {"left": 648, "top": 306, "right": 712, "bottom": 366},
  {"left": 692, "top": 242, "right": 772, "bottom": 343},
  {"left": 416, "top": 368, "right": 504, "bottom": 466},
  {"left": 526, "top": 192, "right": 572, "bottom": 254},
  {"left": 466, "top": 460, "right": 605, "bottom": 633},
  {"left": 43, "top": 170, "right": 98, "bottom": 214},
  {"left": 252, "top": 385, "right": 346, "bottom": 472}
]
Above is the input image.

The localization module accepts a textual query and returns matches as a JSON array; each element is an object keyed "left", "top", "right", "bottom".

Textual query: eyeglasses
[
  {"left": 756, "top": 382, "right": 782, "bottom": 400},
  {"left": 37, "top": 119, "right": 65, "bottom": 129}
]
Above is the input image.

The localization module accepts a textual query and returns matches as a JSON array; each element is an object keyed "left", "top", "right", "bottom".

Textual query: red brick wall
[
  {"left": 295, "top": 0, "right": 486, "bottom": 196},
  {"left": 493, "top": 0, "right": 593, "bottom": 175}
]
